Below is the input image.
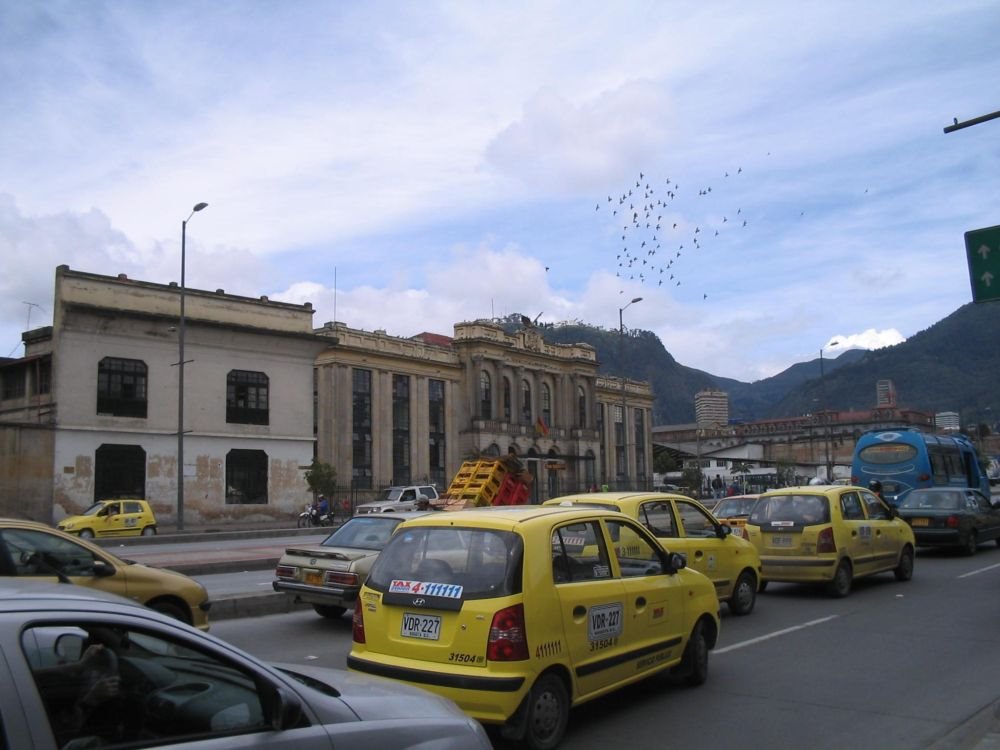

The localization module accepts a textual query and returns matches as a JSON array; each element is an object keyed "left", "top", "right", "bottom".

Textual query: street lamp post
[
  {"left": 619, "top": 296, "right": 642, "bottom": 490},
  {"left": 177, "top": 202, "right": 208, "bottom": 531},
  {"left": 819, "top": 340, "right": 840, "bottom": 482}
]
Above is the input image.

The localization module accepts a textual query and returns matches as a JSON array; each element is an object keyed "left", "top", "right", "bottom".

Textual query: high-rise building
[
  {"left": 935, "top": 411, "right": 960, "bottom": 431},
  {"left": 876, "top": 379, "right": 897, "bottom": 407},
  {"left": 695, "top": 389, "right": 729, "bottom": 429}
]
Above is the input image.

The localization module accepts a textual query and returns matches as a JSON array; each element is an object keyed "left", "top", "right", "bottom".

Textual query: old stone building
[
  {"left": 1, "top": 267, "right": 655, "bottom": 524},
  {"left": 1, "top": 266, "right": 325, "bottom": 524},
  {"left": 313, "top": 320, "right": 654, "bottom": 504}
]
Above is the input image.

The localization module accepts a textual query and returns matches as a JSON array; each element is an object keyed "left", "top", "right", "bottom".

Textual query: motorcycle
[{"left": 297, "top": 503, "right": 334, "bottom": 528}]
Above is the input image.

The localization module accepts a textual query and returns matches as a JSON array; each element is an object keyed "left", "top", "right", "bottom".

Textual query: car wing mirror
[
  {"left": 716, "top": 524, "right": 731, "bottom": 539},
  {"left": 265, "top": 685, "right": 304, "bottom": 730},
  {"left": 664, "top": 551, "right": 687, "bottom": 574},
  {"left": 93, "top": 560, "right": 116, "bottom": 577}
]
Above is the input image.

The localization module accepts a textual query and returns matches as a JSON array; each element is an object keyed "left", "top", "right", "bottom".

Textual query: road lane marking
[
  {"left": 958, "top": 561, "right": 1000, "bottom": 578},
  {"left": 714, "top": 615, "right": 839, "bottom": 655}
]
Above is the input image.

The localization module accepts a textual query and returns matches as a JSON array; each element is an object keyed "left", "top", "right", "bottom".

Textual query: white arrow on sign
[
  {"left": 978, "top": 244, "right": 992, "bottom": 260},
  {"left": 983, "top": 271, "right": 994, "bottom": 287}
]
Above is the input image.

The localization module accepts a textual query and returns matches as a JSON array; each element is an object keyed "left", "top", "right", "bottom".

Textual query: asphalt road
[{"left": 197, "top": 543, "right": 1000, "bottom": 750}]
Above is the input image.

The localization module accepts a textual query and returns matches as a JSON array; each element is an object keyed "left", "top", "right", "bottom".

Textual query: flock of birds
[{"left": 595, "top": 168, "right": 754, "bottom": 300}]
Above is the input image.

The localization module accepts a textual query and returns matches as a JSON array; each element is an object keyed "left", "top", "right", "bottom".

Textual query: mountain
[{"left": 514, "top": 301, "right": 1000, "bottom": 426}]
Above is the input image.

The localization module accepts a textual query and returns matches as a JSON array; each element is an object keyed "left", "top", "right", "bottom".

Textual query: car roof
[
  {"left": 392, "top": 504, "right": 624, "bottom": 529},
  {"left": 761, "top": 485, "right": 859, "bottom": 496},
  {"left": 548, "top": 491, "right": 696, "bottom": 504}
]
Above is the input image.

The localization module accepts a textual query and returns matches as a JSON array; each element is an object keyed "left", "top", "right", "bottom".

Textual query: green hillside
[{"left": 512, "top": 301, "right": 1000, "bottom": 426}]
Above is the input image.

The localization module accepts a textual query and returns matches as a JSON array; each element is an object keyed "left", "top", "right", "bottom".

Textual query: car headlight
[{"left": 60, "top": 522, "right": 73, "bottom": 530}]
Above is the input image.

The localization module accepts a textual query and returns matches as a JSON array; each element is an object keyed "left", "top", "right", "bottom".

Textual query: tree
[
  {"left": 304, "top": 459, "right": 338, "bottom": 499},
  {"left": 653, "top": 449, "right": 679, "bottom": 474}
]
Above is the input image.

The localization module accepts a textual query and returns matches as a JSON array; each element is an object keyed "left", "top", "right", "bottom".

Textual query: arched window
[
  {"left": 480, "top": 371, "right": 492, "bottom": 420},
  {"left": 577, "top": 385, "right": 586, "bottom": 427},
  {"left": 521, "top": 379, "right": 532, "bottom": 422}
]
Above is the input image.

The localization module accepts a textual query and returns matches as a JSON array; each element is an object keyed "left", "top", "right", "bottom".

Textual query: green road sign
[{"left": 964, "top": 224, "right": 1000, "bottom": 303}]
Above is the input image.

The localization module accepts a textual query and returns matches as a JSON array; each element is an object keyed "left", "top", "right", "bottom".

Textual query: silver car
[
  {"left": 273, "top": 512, "right": 430, "bottom": 619},
  {"left": 0, "top": 581, "right": 491, "bottom": 749}
]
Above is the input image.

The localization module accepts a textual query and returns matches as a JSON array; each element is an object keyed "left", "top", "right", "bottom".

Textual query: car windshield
[
  {"left": 367, "top": 526, "right": 522, "bottom": 598},
  {"left": 714, "top": 498, "right": 757, "bottom": 517},
  {"left": 382, "top": 488, "right": 405, "bottom": 501},
  {"left": 81, "top": 503, "right": 107, "bottom": 517},
  {"left": 749, "top": 495, "right": 830, "bottom": 525},
  {"left": 898, "top": 491, "right": 962, "bottom": 511},
  {"left": 321, "top": 517, "right": 403, "bottom": 549}
]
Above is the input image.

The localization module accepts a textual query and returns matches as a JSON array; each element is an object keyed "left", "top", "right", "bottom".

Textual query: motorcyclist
[{"left": 868, "top": 479, "right": 885, "bottom": 503}]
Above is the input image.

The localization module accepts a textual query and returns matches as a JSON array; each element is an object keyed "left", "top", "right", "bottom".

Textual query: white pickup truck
[{"left": 355, "top": 485, "right": 440, "bottom": 514}]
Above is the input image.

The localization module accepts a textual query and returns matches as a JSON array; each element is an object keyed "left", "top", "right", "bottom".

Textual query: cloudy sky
[{"left": 2, "top": 2, "right": 998, "bottom": 382}]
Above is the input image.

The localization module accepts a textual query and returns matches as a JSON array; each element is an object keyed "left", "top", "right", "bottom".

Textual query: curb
[
  {"left": 927, "top": 700, "right": 1000, "bottom": 750},
  {"left": 209, "top": 592, "right": 313, "bottom": 621}
]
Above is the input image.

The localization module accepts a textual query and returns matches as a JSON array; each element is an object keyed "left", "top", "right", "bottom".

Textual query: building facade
[
  {"left": 694, "top": 389, "right": 729, "bottom": 429},
  {"left": 313, "top": 320, "right": 655, "bottom": 504},
  {"left": 1, "top": 268, "right": 655, "bottom": 524},
  {"left": 1, "top": 266, "right": 325, "bottom": 524}
]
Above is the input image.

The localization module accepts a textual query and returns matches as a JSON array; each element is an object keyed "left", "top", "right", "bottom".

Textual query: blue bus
[{"left": 851, "top": 428, "right": 991, "bottom": 504}]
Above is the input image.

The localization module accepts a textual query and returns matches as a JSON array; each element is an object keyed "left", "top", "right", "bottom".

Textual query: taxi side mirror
[
  {"left": 716, "top": 524, "right": 731, "bottom": 539},
  {"left": 664, "top": 551, "right": 687, "bottom": 575}
]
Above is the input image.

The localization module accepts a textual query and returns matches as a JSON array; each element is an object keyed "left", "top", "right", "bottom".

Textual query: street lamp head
[
  {"left": 631, "top": 296, "right": 643, "bottom": 304},
  {"left": 193, "top": 202, "right": 208, "bottom": 212}
]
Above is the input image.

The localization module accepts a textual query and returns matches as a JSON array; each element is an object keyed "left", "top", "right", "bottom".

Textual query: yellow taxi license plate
[
  {"left": 401, "top": 613, "right": 441, "bottom": 640},
  {"left": 304, "top": 570, "right": 323, "bottom": 586},
  {"left": 911, "top": 518, "right": 929, "bottom": 527},
  {"left": 770, "top": 536, "right": 793, "bottom": 547}
]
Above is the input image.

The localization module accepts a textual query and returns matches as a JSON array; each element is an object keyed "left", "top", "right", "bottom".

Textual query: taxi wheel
[
  {"left": 826, "top": 559, "right": 852, "bottom": 598},
  {"left": 79, "top": 529, "right": 95, "bottom": 539},
  {"left": 893, "top": 546, "right": 914, "bottom": 581},
  {"left": 728, "top": 570, "right": 757, "bottom": 616},
  {"left": 523, "top": 673, "right": 569, "bottom": 750},
  {"left": 141, "top": 526, "right": 156, "bottom": 537},
  {"left": 678, "top": 622, "right": 709, "bottom": 686},
  {"left": 313, "top": 605, "right": 347, "bottom": 619}
]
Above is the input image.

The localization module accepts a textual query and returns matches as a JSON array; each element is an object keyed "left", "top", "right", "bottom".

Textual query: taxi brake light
[
  {"left": 946, "top": 515, "right": 960, "bottom": 529},
  {"left": 275, "top": 565, "right": 296, "bottom": 579},
  {"left": 352, "top": 605, "right": 366, "bottom": 643},
  {"left": 817, "top": 526, "right": 836, "bottom": 553},
  {"left": 487, "top": 604, "right": 528, "bottom": 661}
]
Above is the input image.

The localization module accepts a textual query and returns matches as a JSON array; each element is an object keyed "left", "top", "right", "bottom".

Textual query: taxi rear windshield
[
  {"left": 367, "top": 527, "right": 522, "bottom": 598},
  {"left": 749, "top": 495, "right": 830, "bottom": 526}
]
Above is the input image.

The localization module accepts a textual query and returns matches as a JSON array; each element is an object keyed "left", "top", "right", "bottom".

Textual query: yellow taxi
[
  {"left": 743, "top": 485, "right": 916, "bottom": 597},
  {"left": 0, "top": 518, "right": 211, "bottom": 629},
  {"left": 710, "top": 494, "right": 761, "bottom": 539},
  {"left": 347, "top": 506, "right": 720, "bottom": 749},
  {"left": 545, "top": 492, "right": 762, "bottom": 616},
  {"left": 57, "top": 498, "right": 158, "bottom": 538}
]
